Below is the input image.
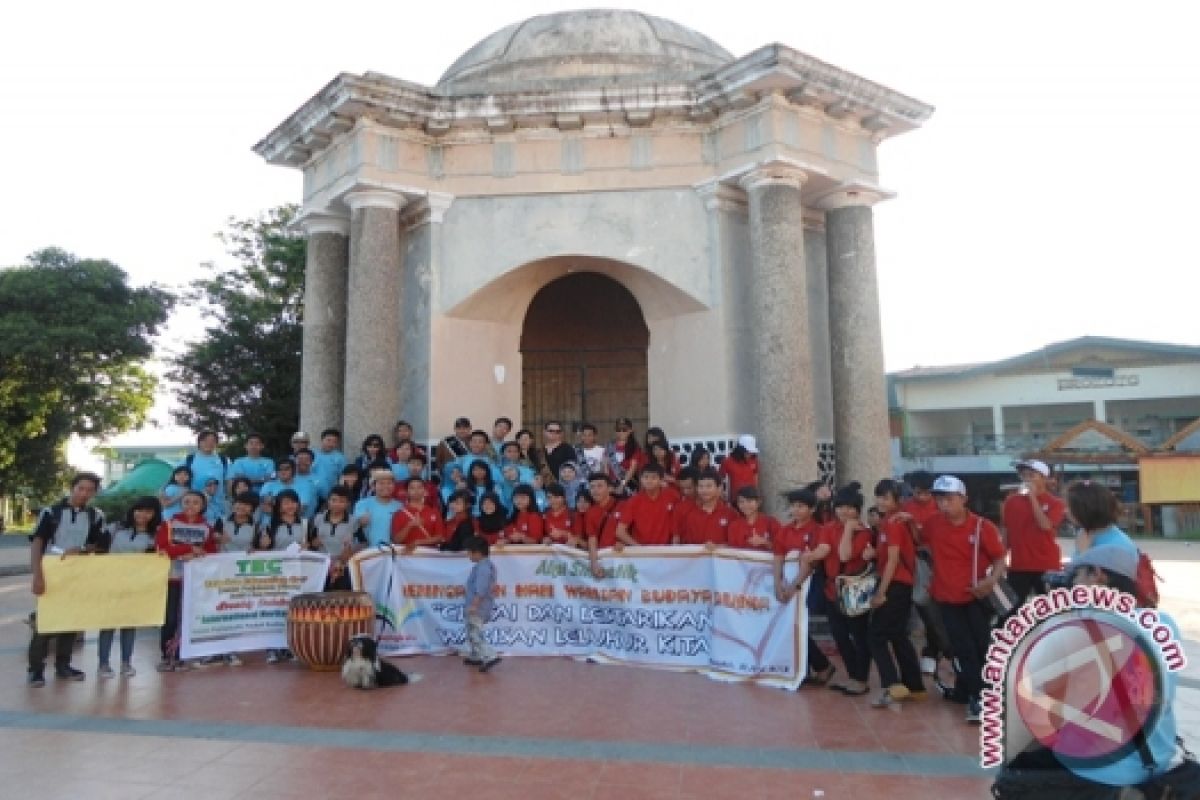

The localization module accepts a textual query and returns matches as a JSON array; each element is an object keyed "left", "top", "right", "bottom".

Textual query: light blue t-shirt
[
  {"left": 162, "top": 484, "right": 186, "bottom": 519},
  {"left": 295, "top": 470, "right": 329, "bottom": 504},
  {"left": 1065, "top": 613, "right": 1181, "bottom": 786},
  {"left": 354, "top": 496, "right": 402, "bottom": 547},
  {"left": 1084, "top": 525, "right": 1139, "bottom": 558},
  {"left": 260, "top": 477, "right": 318, "bottom": 517},
  {"left": 184, "top": 452, "right": 228, "bottom": 499},
  {"left": 204, "top": 494, "right": 225, "bottom": 526},
  {"left": 230, "top": 456, "right": 275, "bottom": 489},
  {"left": 313, "top": 449, "right": 346, "bottom": 493}
]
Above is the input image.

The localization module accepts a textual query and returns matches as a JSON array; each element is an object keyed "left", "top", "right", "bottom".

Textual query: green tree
[
  {"left": 169, "top": 205, "right": 305, "bottom": 457},
  {"left": 0, "top": 248, "right": 172, "bottom": 499}
]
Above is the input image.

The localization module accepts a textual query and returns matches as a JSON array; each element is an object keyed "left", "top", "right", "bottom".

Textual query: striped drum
[{"left": 286, "top": 591, "right": 375, "bottom": 671}]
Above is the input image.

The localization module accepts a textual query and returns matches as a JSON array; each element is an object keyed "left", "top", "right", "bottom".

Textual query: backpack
[
  {"left": 30, "top": 502, "right": 104, "bottom": 546},
  {"left": 1136, "top": 550, "right": 1161, "bottom": 608}
]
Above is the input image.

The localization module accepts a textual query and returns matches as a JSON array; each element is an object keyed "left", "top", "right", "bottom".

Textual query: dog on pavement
[{"left": 341, "top": 634, "right": 410, "bottom": 689}]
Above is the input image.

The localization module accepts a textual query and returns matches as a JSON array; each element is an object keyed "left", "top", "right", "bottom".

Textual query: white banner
[
  {"left": 350, "top": 545, "right": 807, "bottom": 689},
  {"left": 181, "top": 552, "right": 330, "bottom": 658}
]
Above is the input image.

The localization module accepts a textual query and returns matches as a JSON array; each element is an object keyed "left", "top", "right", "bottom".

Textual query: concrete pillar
[
  {"left": 298, "top": 213, "right": 350, "bottom": 438},
  {"left": 823, "top": 190, "right": 892, "bottom": 484},
  {"left": 992, "top": 405, "right": 1006, "bottom": 450},
  {"left": 343, "top": 189, "right": 406, "bottom": 455},
  {"left": 1094, "top": 398, "right": 1106, "bottom": 423},
  {"left": 740, "top": 164, "right": 818, "bottom": 510}
]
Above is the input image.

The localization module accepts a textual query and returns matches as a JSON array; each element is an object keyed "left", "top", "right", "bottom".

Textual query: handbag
[
  {"left": 836, "top": 564, "right": 878, "bottom": 617},
  {"left": 972, "top": 516, "right": 1019, "bottom": 616}
]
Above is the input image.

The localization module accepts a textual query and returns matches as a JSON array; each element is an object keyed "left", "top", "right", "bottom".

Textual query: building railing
[{"left": 898, "top": 431, "right": 1173, "bottom": 459}]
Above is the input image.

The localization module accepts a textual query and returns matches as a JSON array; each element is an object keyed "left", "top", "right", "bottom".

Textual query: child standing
[
  {"left": 155, "top": 490, "right": 217, "bottom": 672},
  {"left": 159, "top": 465, "right": 192, "bottom": 520},
  {"left": 463, "top": 536, "right": 501, "bottom": 673},
  {"left": 98, "top": 496, "right": 160, "bottom": 678}
]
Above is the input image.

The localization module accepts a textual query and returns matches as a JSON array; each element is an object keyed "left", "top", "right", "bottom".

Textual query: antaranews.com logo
[{"left": 979, "top": 586, "right": 1187, "bottom": 769}]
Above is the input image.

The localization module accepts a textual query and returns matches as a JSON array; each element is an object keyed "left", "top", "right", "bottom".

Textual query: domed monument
[{"left": 255, "top": 9, "right": 933, "bottom": 500}]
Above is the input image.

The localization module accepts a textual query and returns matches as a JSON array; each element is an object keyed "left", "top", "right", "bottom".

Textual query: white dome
[{"left": 437, "top": 9, "right": 732, "bottom": 94}]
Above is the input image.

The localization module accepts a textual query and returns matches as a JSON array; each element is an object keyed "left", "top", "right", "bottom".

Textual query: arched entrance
[{"left": 521, "top": 272, "right": 649, "bottom": 434}]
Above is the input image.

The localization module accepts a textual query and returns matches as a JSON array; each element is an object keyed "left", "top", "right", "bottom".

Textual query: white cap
[
  {"left": 931, "top": 475, "right": 967, "bottom": 495},
  {"left": 737, "top": 434, "right": 759, "bottom": 454},
  {"left": 1014, "top": 459, "right": 1050, "bottom": 477}
]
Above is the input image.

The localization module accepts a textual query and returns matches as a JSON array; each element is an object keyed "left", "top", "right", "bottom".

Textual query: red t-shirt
[
  {"left": 728, "top": 514, "right": 781, "bottom": 552},
  {"left": 901, "top": 497, "right": 941, "bottom": 532},
  {"left": 614, "top": 489, "right": 676, "bottom": 546},
  {"left": 503, "top": 510, "right": 544, "bottom": 544},
  {"left": 718, "top": 456, "right": 759, "bottom": 497},
  {"left": 924, "top": 512, "right": 1006, "bottom": 604},
  {"left": 390, "top": 504, "right": 445, "bottom": 546},
  {"left": 672, "top": 496, "right": 697, "bottom": 542},
  {"left": 773, "top": 519, "right": 823, "bottom": 556},
  {"left": 682, "top": 501, "right": 738, "bottom": 545},
  {"left": 823, "top": 523, "right": 873, "bottom": 601},
  {"left": 543, "top": 507, "right": 575, "bottom": 543},
  {"left": 1003, "top": 491, "right": 1066, "bottom": 572},
  {"left": 876, "top": 514, "right": 916, "bottom": 586},
  {"left": 585, "top": 497, "right": 622, "bottom": 548}
]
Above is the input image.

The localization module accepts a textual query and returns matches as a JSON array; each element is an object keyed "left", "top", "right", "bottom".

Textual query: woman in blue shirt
[{"left": 1067, "top": 480, "right": 1138, "bottom": 558}]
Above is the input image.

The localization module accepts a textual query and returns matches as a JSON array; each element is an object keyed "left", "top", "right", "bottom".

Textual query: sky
[{"left": 3, "top": 0, "right": 1200, "bottom": 460}]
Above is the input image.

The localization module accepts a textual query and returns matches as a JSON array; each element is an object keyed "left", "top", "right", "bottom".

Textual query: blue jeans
[{"left": 98, "top": 628, "right": 136, "bottom": 665}]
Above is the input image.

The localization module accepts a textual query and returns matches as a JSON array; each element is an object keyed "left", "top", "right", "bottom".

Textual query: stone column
[
  {"left": 343, "top": 189, "right": 406, "bottom": 454},
  {"left": 740, "top": 164, "right": 818, "bottom": 511},
  {"left": 823, "top": 190, "right": 892, "bottom": 485},
  {"left": 298, "top": 213, "right": 350, "bottom": 438}
]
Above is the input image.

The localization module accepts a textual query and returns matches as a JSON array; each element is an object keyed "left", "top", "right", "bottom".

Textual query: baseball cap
[
  {"left": 931, "top": 475, "right": 967, "bottom": 495},
  {"left": 1014, "top": 459, "right": 1050, "bottom": 477},
  {"left": 291, "top": 431, "right": 310, "bottom": 443},
  {"left": 737, "top": 434, "right": 759, "bottom": 454},
  {"left": 1070, "top": 545, "right": 1138, "bottom": 580}
]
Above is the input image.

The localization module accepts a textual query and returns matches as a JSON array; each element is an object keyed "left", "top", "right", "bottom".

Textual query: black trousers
[
  {"left": 1007, "top": 570, "right": 1048, "bottom": 606},
  {"left": 915, "top": 602, "right": 953, "bottom": 660},
  {"left": 28, "top": 615, "right": 76, "bottom": 673},
  {"left": 869, "top": 582, "right": 923, "bottom": 691},
  {"left": 826, "top": 603, "right": 871, "bottom": 683},
  {"left": 161, "top": 582, "right": 182, "bottom": 660},
  {"left": 807, "top": 636, "right": 831, "bottom": 674},
  {"left": 937, "top": 599, "right": 993, "bottom": 701}
]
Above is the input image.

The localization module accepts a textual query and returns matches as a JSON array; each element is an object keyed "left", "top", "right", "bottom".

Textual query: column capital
[
  {"left": 694, "top": 180, "right": 747, "bottom": 214},
  {"left": 738, "top": 162, "right": 808, "bottom": 193},
  {"left": 344, "top": 189, "right": 406, "bottom": 213},
  {"left": 296, "top": 211, "right": 350, "bottom": 237},
  {"left": 814, "top": 181, "right": 895, "bottom": 210},
  {"left": 426, "top": 192, "right": 455, "bottom": 223}
]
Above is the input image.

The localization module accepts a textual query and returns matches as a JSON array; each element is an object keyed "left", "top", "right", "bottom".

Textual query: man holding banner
[{"left": 28, "top": 472, "right": 107, "bottom": 687}]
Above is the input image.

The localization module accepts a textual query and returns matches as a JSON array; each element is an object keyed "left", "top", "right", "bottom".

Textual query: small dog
[{"left": 341, "top": 634, "right": 409, "bottom": 689}]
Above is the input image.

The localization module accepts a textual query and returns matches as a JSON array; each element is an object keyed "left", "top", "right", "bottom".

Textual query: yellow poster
[
  {"left": 37, "top": 554, "right": 169, "bottom": 633},
  {"left": 1139, "top": 456, "right": 1200, "bottom": 504}
]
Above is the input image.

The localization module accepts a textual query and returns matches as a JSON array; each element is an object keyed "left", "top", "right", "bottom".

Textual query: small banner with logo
[
  {"left": 350, "top": 545, "right": 807, "bottom": 689},
  {"left": 180, "top": 552, "right": 330, "bottom": 658}
]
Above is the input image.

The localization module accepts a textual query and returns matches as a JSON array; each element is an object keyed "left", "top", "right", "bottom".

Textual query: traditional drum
[{"left": 287, "top": 591, "right": 375, "bottom": 671}]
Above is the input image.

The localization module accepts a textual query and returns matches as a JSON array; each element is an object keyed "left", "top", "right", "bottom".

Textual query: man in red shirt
[
  {"left": 772, "top": 487, "right": 835, "bottom": 685},
  {"left": 900, "top": 469, "right": 952, "bottom": 678},
  {"left": 390, "top": 477, "right": 445, "bottom": 551},
  {"left": 585, "top": 472, "right": 623, "bottom": 578},
  {"left": 613, "top": 464, "right": 675, "bottom": 547},
  {"left": 683, "top": 469, "right": 737, "bottom": 547},
  {"left": 718, "top": 434, "right": 759, "bottom": 500},
  {"left": 920, "top": 475, "right": 1007, "bottom": 725},
  {"left": 867, "top": 479, "right": 924, "bottom": 708},
  {"left": 728, "top": 486, "right": 780, "bottom": 552},
  {"left": 1002, "top": 459, "right": 1066, "bottom": 603},
  {"left": 670, "top": 467, "right": 699, "bottom": 544}
]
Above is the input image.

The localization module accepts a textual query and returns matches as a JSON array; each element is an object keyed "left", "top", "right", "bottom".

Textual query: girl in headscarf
[{"left": 474, "top": 492, "right": 507, "bottom": 545}]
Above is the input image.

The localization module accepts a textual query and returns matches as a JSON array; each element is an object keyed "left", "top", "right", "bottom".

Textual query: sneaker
[
  {"left": 870, "top": 690, "right": 895, "bottom": 709},
  {"left": 27, "top": 670, "right": 45, "bottom": 688},
  {"left": 479, "top": 657, "right": 502, "bottom": 673},
  {"left": 224, "top": 654, "right": 242, "bottom": 667},
  {"left": 966, "top": 699, "right": 982, "bottom": 724},
  {"left": 920, "top": 656, "right": 937, "bottom": 675},
  {"left": 156, "top": 659, "right": 175, "bottom": 673},
  {"left": 266, "top": 651, "right": 280, "bottom": 664},
  {"left": 120, "top": 663, "right": 136, "bottom": 677},
  {"left": 97, "top": 664, "right": 115, "bottom": 679},
  {"left": 887, "top": 683, "right": 911, "bottom": 701},
  {"left": 463, "top": 658, "right": 483, "bottom": 666},
  {"left": 55, "top": 665, "right": 86, "bottom": 682}
]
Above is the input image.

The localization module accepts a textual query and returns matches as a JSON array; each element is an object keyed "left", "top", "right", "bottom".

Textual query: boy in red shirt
[
  {"left": 867, "top": 479, "right": 925, "bottom": 708},
  {"left": 155, "top": 490, "right": 217, "bottom": 672},
  {"left": 920, "top": 475, "right": 1007, "bottom": 725},
  {"left": 670, "top": 467, "right": 699, "bottom": 544},
  {"left": 773, "top": 487, "right": 836, "bottom": 686},
  {"left": 728, "top": 486, "right": 779, "bottom": 552},
  {"left": 391, "top": 477, "right": 445, "bottom": 551},
  {"left": 612, "top": 464, "right": 675, "bottom": 547},
  {"left": 901, "top": 469, "right": 952, "bottom": 678},
  {"left": 682, "top": 469, "right": 737, "bottom": 547},
  {"left": 585, "top": 473, "right": 623, "bottom": 578},
  {"left": 1002, "top": 459, "right": 1065, "bottom": 603}
]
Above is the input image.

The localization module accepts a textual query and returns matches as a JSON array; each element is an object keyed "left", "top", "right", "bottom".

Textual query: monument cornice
[{"left": 254, "top": 46, "right": 934, "bottom": 168}]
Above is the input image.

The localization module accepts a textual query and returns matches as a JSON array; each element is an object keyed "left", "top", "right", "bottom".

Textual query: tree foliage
[
  {"left": 0, "top": 248, "right": 172, "bottom": 499},
  {"left": 169, "top": 205, "right": 305, "bottom": 457}
]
